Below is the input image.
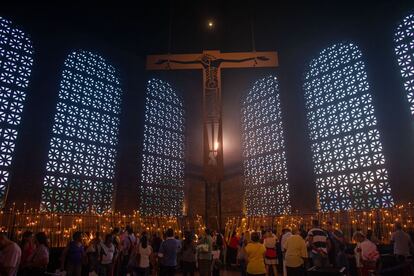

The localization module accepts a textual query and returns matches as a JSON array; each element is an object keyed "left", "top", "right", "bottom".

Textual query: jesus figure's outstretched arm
[
  {"left": 219, "top": 56, "right": 269, "bottom": 63},
  {"left": 155, "top": 59, "right": 201, "bottom": 65}
]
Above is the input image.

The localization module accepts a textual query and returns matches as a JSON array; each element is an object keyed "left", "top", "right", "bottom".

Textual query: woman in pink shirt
[{"left": 353, "top": 232, "right": 379, "bottom": 276}]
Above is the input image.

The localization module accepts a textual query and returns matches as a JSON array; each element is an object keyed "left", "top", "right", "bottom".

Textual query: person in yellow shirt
[
  {"left": 245, "top": 232, "right": 266, "bottom": 276},
  {"left": 283, "top": 230, "right": 308, "bottom": 276}
]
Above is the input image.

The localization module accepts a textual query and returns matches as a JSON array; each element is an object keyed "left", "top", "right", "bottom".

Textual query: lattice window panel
[
  {"left": 41, "top": 50, "right": 122, "bottom": 214},
  {"left": 395, "top": 14, "right": 414, "bottom": 117},
  {"left": 242, "top": 76, "right": 290, "bottom": 216},
  {"left": 140, "top": 78, "right": 185, "bottom": 217},
  {"left": 0, "top": 17, "right": 33, "bottom": 207},
  {"left": 304, "top": 43, "right": 393, "bottom": 211}
]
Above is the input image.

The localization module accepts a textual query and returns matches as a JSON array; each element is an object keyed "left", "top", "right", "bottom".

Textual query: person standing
[
  {"left": 237, "top": 240, "right": 247, "bottom": 276},
  {"left": 18, "top": 231, "right": 34, "bottom": 272},
  {"left": 197, "top": 229, "right": 213, "bottom": 276},
  {"left": 0, "top": 232, "right": 21, "bottom": 276},
  {"left": 306, "top": 220, "right": 330, "bottom": 268},
  {"left": 283, "top": 230, "right": 307, "bottom": 276},
  {"left": 391, "top": 222, "right": 414, "bottom": 263},
  {"left": 159, "top": 228, "right": 181, "bottom": 276},
  {"left": 212, "top": 244, "right": 221, "bottom": 276},
  {"left": 353, "top": 232, "right": 379, "bottom": 276},
  {"left": 120, "top": 226, "right": 136, "bottom": 276},
  {"left": 281, "top": 229, "right": 292, "bottom": 276},
  {"left": 181, "top": 231, "right": 196, "bottom": 276},
  {"left": 326, "top": 221, "right": 348, "bottom": 270},
  {"left": 61, "top": 231, "right": 85, "bottom": 276},
  {"left": 136, "top": 235, "right": 153, "bottom": 276},
  {"left": 227, "top": 231, "right": 239, "bottom": 267},
  {"left": 86, "top": 232, "right": 101, "bottom": 274},
  {"left": 24, "top": 232, "right": 49, "bottom": 275},
  {"left": 110, "top": 227, "right": 121, "bottom": 276},
  {"left": 151, "top": 233, "right": 162, "bottom": 276},
  {"left": 263, "top": 230, "right": 278, "bottom": 276},
  {"left": 215, "top": 230, "right": 225, "bottom": 263},
  {"left": 245, "top": 232, "right": 266, "bottom": 276},
  {"left": 99, "top": 234, "right": 115, "bottom": 276}
]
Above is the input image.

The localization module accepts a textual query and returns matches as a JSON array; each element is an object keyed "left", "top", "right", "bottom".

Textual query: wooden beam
[{"left": 146, "top": 50, "right": 278, "bottom": 70}]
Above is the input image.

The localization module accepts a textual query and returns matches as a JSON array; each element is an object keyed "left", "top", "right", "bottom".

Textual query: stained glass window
[
  {"left": 304, "top": 43, "right": 393, "bottom": 211},
  {"left": 41, "top": 50, "right": 122, "bottom": 213},
  {"left": 242, "top": 76, "right": 290, "bottom": 216},
  {"left": 0, "top": 17, "right": 33, "bottom": 207},
  {"left": 395, "top": 14, "right": 414, "bottom": 116},
  {"left": 140, "top": 78, "right": 185, "bottom": 216}
]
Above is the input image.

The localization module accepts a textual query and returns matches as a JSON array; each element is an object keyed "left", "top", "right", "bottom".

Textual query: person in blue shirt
[{"left": 158, "top": 228, "right": 181, "bottom": 276}]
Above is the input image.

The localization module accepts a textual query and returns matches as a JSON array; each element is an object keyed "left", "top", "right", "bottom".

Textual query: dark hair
[
  {"left": 166, "top": 228, "right": 174, "bottom": 238},
  {"left": 205, "top": 229, "right": 211, "bottom": 236},
  {"left": 105, "top": 234, "right": 113, "bottom": 244},
  {"left": 73, "top": 231, "right": 82, "bottom": 241},
  {"left": 251, "top": 232, "right": 260, "bottom": 242},
  {"left": 35, "top": 232, "right": 48, "bottom": 247},
  {"left": 20, "top": 231, "right": 33, "bottom": 247},
  {"left": 282, "top": 228, "right": 292, "bottom": 235},
  {"left": 395, "top": 222, "right": 402, "bottom": 230},
  {"left": 312, "top": 220, "right": 319, "bottom": 227},
  {"left": 112, "top": 227, "right": 120, "bottom": 234},
  {"left": 95, "top": 232, "right": 101, "bottom": 239},
  {"left": 231, "top": 231, "right": 236, "bottom": 237},
  {"left": 183, "top": 231, "right": 193, "bottom": 251},
  {"left": 140, "top": 235, "right": 148, "bottom": 249},
  {"left": 126, "top": 226, "right": 133, "bottom": 235},
  {"left": 22, "top": 231, "right": 33, "bottom": 239}
]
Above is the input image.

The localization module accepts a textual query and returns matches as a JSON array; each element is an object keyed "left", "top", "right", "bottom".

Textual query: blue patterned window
[
  {"left": 140, "top": 78, "right": 185, "bottom": 216},
  {"left": 41, "top": 50, "right": 122, "bottom": 213},
  {"left": 395, "top": 14, "right": 414, "bottom": 116},
  {"left": 304, "top": 43, "right": 393, "bottom": 211},
  {"left": 0, "top": 17, "right": 33, "bottom": 207},
  {"left": 242, "top": 76, "right": 290, "bottom": 215}
]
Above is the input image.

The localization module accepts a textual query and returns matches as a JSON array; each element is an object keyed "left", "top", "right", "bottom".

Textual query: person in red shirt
[
  {"left": 227, "top": 232, "right": 239, "bottom": 267},
  {"left": 19, "top": 231, "right": 34, "bottom": 271}
]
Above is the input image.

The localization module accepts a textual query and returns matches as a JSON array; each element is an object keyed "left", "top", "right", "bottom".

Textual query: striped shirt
[{"left": 307, "top": 228, "right": 328, "bottom": 254}]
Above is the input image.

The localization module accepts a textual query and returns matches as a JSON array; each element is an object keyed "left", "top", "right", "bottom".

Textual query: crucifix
[{"left": 146, "top": 50, "right": 278, "bottom": 228}]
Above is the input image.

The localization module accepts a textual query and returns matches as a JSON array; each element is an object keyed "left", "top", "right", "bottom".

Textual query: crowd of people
[{"left": 0, "top": 220, "right": 412, "bottom": 275}]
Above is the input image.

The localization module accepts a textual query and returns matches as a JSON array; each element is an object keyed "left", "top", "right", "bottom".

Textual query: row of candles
[
  {"left": 225, "top": 204, "right": 414, "bottom": 243},
  {"left": 0, "top": 204, "right": 206, "bottom": 247},
  {"left": 3, "top": 203, "right": 414, "bottom": 247}
]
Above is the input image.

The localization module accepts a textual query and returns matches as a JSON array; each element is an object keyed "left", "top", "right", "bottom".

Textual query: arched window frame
[
  {"left": 242, "top": 75, "right": 290, "bottom": 216},
  {"left": 41, "top": 50, "right": 122, "bottom": 214},
  {"left": 0, "top": 17, "right": 34, "bottom": 207},
  {"left": 140, "top": 78, "right": 185, "bottom": 216},
  {"left": 304, "top": 42, "right": 393, "bottom": 211},
  {"left": 395, "top": 14, "right": 414, "bottom": 116}
]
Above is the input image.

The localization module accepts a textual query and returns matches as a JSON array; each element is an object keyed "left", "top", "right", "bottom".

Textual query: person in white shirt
[
  {"left": 99, "top": 234, "right": 115, "bottom": 276},
  {"left": 281, "top": 228, "right": 292, "bottom": 276},
  {"left": 391, "top": 222, "right": 413, "bottom": 262},
  {"left": 263, "top": 230, "right": 278, "bottom": 276},
  {"left": 136, "top": 234, "right": 153, "bottom": 276}
]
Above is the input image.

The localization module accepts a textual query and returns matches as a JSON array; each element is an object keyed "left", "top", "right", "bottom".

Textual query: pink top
[
  {"left": 359, "top": 239, "right": 379, "bottom": 261},
  {"left": 0, "top": 242, "right": 21, "bottom": 276}
]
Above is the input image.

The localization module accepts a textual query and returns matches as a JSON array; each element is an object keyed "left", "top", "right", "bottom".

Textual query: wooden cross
[{"left": 146, "top": 50, "right": 278, "bottom": 228}]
